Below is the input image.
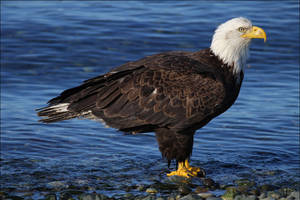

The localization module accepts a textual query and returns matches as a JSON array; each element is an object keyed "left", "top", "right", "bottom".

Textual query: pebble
[
  {"left": 179, "top": 194, "right": 202, "bottom": 200},
  {"left": 206, "top": 197, "right": 223, "bottom": 200},
  {"left": 78, "top": 193, "right": 108, "bottom": 200},
  {"left": 198, "top": 192, "right": 214, "bottom": 198},
  {"left": 203, "top": 178, "right": 216, "bottom": 187},
  {"left": 288, "top": 191, "right": 300, "bottom": 200},
  {"left": 47, "top": 181, "right": 69, "bottom": 189},
  {"left": 234, "top": 194, "right": 256, "bottom": 200},
  {"left": 178, "top": 185, "right": 192, "bottom": 195},
  {"left": 146, "top": 188, "right": 158, "bottom": 194},
  {"left": 222, "top": 186, "right": 238, "bottom": 200},
  {"left": 45, "top": 194, "right": 57, "bottom": 200},
  {"left": 123, "top": 193, "right": 134, "bottom": 199},
  {"left": 137, "top": 184, "right": 146, "bottom": 191},
  {"left": 141, "top": 196, "right": 156, "bottom": 200},
  {"left": 268, "top": 191, "right": 281, "bottom": 199},
  {"left": 195, "top": 186, "right": 209, "bottom": 194}
]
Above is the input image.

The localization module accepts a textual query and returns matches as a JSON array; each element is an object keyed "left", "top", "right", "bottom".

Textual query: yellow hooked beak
[{"left": 242, "top": 26, "right": 267, "bottom": 42}]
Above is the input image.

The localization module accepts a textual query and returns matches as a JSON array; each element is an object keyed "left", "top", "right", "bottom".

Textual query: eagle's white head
[{"left": 210, "top": 17, "right": 266, "bottom": 75}]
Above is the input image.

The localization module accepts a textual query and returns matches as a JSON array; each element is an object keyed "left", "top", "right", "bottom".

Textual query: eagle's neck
[{"left": 210, "top": 36, "right": 250, "bottom": 77}]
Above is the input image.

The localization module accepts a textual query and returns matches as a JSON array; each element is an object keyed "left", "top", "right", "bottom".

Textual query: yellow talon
[{"left": 167, "top": 159, "right": 206, "bottom": 178}]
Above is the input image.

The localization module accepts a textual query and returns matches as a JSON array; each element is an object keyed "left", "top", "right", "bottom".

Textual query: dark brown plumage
[
  {"left": 37, "top": 17, "right": 267, "bottom": 177},
  {"left": 37, "top": 48, "right": 243, "bottom": 165}
]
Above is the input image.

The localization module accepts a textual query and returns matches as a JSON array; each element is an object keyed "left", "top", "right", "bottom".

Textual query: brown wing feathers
[{"left": 37, "top": 51, "right": 227, "bottom": 134}]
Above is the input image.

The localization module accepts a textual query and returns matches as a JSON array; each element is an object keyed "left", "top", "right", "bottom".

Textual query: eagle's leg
[
  {"left": 166, "top": 159, "right": 206, "bottom": 178},
  {"left": 155, "top": 128, "right": 206, "bottom": 178}
]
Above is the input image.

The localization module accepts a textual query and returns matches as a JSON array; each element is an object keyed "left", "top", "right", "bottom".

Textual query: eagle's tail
[{"left": 36, "top": 103, "right": 78, "bottom": 123}]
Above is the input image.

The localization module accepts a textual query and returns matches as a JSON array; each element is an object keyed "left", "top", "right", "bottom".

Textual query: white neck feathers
[{"left": 210, "top": 18, "right": 252, "bottom": 75}]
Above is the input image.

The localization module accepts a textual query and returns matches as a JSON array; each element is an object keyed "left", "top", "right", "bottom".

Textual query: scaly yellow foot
[{"left": 167, "top": 159, "right": 206, "bottom": 178}]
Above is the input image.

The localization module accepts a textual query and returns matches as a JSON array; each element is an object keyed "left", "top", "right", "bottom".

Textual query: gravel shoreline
[{"left": 1, "top": 176, "right": 299, "bottom": 200}]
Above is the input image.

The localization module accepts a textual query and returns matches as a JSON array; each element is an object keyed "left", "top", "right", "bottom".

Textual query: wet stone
[
  {"left": 47, "top": 181, "right": 69, "bottom": 190},
  {"left": 234, "top": 179, "right": 255, "bottom": 188},
  {"left": 123, "top": 193, "right": 134, "bottom": 199},
  {"left": 45, "top": 194, "right": 57, "bottom": 200},
  {"left": 203, "top": 178, "right": 216, "bottom": 187},
  {"left": 146, "top": 188, "right": 158, "bottom": 194},
  {"left": 206, "top": 197, "right": 223, "bottom": 200},
  {"left": 268, "top": 191, "right": 281, "bottom": 199},
  {"left": 233, "top": 195, "right": 256, "bottom": 200},
  {"left": 178, "top": 185, "right": 192, "bottom": 195},
  {"left": 287, "top": 191, "right": 300, "bottom": 200},
  {"left": 78, "top": 193, "right": 108, "bottom": 200},
  {"left": 260, "top": 185, "right": 279, "bottom": 193},
  {"left": 179, "top": 194, "right": 202, "bottom": 200},
  {"left": 195, "top": 186, "right": 209, "bottom": 193},
  {"left": 141, "top": 195, "right": 156, "bottom": 200},
  {"left": 137, "top": 184, "right": 146, "bottom": 191},
  {"left": 60, "top": 192, "right": 74, "bottom": 200},
  {"left": 222, "top": 187, "right": 238, "bottom": 200},
  {"left": 249, "top": 188, "right": 260, "bottom": 196},
  {"left": 198, "top": 192, "right": 214, "bottom": 198},
  {"left": 278, "top": 188, "right": 294, "bottom": 198}
]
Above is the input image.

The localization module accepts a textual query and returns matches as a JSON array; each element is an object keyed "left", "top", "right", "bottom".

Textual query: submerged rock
[{"left": 47, "top": 181, "right": 69, "bottom": 189}]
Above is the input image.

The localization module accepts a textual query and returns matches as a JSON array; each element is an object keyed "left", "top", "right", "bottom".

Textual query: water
[{"left": 1, "top": 1, "right": 299, "bottom": 198}]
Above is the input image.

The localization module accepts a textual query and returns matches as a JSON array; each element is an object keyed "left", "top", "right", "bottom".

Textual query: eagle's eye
[{"left": 238, "top": 27, "right": 247, "bottom": 33}]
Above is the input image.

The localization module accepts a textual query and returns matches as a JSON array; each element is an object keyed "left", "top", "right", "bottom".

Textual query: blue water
[{"left": 1, "top": 1, "right": 299, "bottom": 198}]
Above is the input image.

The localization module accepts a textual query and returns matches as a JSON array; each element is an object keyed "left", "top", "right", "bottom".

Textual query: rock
[
  {"left": 47, "top": 181, "right": 68, "bottom": 189},
  {"left": 278, "top": 188, "right": 294, "bottom": 198},
  {"left": 178, "top": 185, "right": 192, "bottom": 195},
  {"left": 179, "top": 194, "right": 202, "bottom": 200},
  {"left": 60, "top": 192, "right": 74, "bottom": 200},
  {"left": 146, "top": 188, "right": 158, "bottom": 194},
  {"left": 198, "top": 192, "right": 214, "bottom": 198},
  {"left": 123, "top": 193, "right": 134, "bottom": 199},
  {"left": 233, "top": 195, "right": 256, "bottom": 200},
  {"left": 156, "top": 198, "right": 165, "bottom": 200},
  {"left": 78, "top": 193, "right": 108, "bottom": 200},
  {"left": 45, "top": 194, "right": 57, "bottom": 200},
  {"left": 268, "top": 191, "right": 281, "bottom": 199},
  {"left": 249, "top": 188, "right": 260, "bottom": 196},
  {"left": 167, "top": 196, "right": 176, "bottom": 200},
  {"left": 195, "top": 186, "right": 209, "bottom": 193},
  {"left": 234, "top": 179, "right": 255, "bottom": 188},
  {"left": 259, "top": 192, "right": 268, "bottom": 199},
  {"left": 260, "top": 185, "right": 279, "bottom": 193},
  {"left": 142, "top": 196, "right": 156, "bottom": 200},
  {"left": 137, "top": 184, "right": 146, "bottom": 191},
  {"left": 288, "top": 191, "right": 300, "bottom": 200},
  {"left": 203, "top": 178, "right": 216, "bottom": 187},
  {"left": 221, "top": 187, "right": 238, "bottom": 200},
  {"left": 168, "top": 175, "right": 190, "bottom": 184},
  {"left": 287, "top": 196, "right": 296, "bottom": 200},
  {"left": 206, "top": 197, "right": 223, "bottom": 200}
]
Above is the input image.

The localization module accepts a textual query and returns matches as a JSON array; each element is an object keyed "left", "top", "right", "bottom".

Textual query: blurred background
[{"left": 1, "top": 1, "right": 299, "bottom": 198}]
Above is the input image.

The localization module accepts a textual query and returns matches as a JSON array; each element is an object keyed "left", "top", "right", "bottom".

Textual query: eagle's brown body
[{"left": 38, "top": 48, "right": 243, "bottom": 164}]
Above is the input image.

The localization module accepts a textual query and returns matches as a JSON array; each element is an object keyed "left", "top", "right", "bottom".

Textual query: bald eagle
[{"left": 37, "top": 17, "right": 266, "bottom": 178}]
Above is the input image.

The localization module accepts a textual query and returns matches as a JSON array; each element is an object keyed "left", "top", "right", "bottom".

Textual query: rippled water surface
[{"left": 1, "top": 1, "right": 299, "bottom": 198}]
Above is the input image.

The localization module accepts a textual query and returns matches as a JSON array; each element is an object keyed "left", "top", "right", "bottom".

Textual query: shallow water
[{"left": 1, "top": 1, "right": 299, "bottom": 198}]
